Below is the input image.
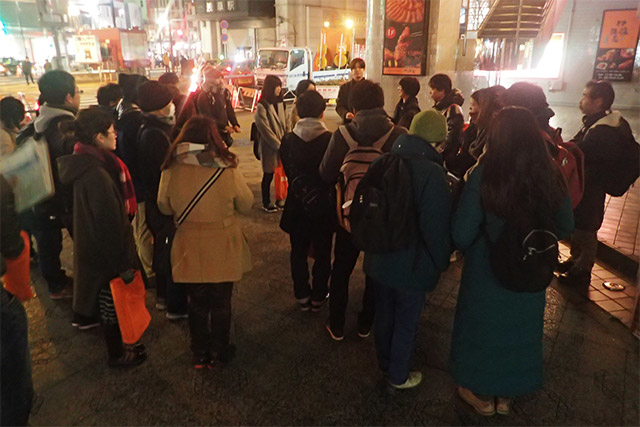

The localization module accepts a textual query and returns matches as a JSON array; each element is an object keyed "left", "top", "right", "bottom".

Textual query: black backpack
[
  {"left": 289, "top": 173, "right": 333, "bottom": 220},
  {"left": 487, "top": 217, "right": 559, "bottom": 293},
  {"left": 349, "top": 154, "right": 416, "bottom": 253},
  {"left": 603, "top": 125, "right": 639, "bottom": 197}
]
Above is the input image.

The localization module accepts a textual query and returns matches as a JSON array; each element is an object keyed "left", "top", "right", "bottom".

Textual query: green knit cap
[{"left": 409, "top": 109, "right": 447, "bottom": 144}]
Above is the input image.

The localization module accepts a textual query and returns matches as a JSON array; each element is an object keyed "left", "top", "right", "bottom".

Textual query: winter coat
[
  {"left": 57, "top": 153, "right": 138, "bottom": 317},
  {"left": 279, "top": 118, "right": 334, "bottom": 234},
  {"left": 319, "top": 108, "right": 408, "bottom": 184},
  {"left": 573, "top": 110, "right": 637, "bottom": 231},
  {"left": 392, "top": 96, "right": 421, "bottom": 129},
  {"left": 336, "top": 80, "right": 358, "bottom": 124},
  {"left": 433, "top": 88, "right": 465, "bottom": 112},
  {"left": 0, "top": 174, "right": 25, "bottom": 277},
  {"left": 0, "top": 126, "right": 17, "bottom": 156},
  {"left": 115, "top": 102, "right": 145, "bottom": 200},
  {"left": 450, "top": 166, "right": 574, "bottom": 397},
  {"left": 175, "top": 87, "right": 239, "bottom": 138},
  {"left": 445, "top": 123, "right": 488, "bottom": 179},
  {"left": 254, "top": 101, "right": 288, "bottom": 174},
  {"left": 157, "top": 154, "right": 254, "bottom": 283},
  {"left": 16, "top": 104, "right": 76, "bottom": 221},
  {"left": 363, "top": 134, "right": 451, "bottom": 292}
]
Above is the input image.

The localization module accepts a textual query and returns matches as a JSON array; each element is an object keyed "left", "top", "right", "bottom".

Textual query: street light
[{"left": 323, "top": 21, "right": 330, "bottom": 28}]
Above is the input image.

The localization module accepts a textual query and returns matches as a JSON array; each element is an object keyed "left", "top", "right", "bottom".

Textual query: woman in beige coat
[{"left": 158, "top": 116, "right": 253, "bottom": 369}]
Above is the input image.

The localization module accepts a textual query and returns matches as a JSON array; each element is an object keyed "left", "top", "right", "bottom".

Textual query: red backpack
[{"left": 543, "top": 128, "right": 584, "bottom": 209}]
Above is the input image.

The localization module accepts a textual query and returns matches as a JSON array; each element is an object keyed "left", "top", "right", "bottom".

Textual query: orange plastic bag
[
  {"left": 109, "top": 270, "right": 151, "bottom": 344},
  {"left": 2, "top": 231, "right": 35, "bottom": 301},
  {"left": 274, "top": 163, "right": 288, "bottom": 201}
]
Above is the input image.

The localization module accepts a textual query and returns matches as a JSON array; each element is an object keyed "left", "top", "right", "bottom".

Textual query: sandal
[
  {"left": 108, "top": 345, "right": 147, "bottom": 368},
  {"left": 458, "top": 386, "right": 495, "bottom": 416}
]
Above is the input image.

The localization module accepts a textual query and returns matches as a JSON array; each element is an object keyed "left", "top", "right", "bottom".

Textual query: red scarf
[{"left": 73, "top": 143, "right": 137, "bottom": 216}]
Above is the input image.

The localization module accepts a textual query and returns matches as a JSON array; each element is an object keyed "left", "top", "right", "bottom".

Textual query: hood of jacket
[
  {"left": 57, "top": 152, "right": 102, "bottom": 185},
  {"left": 33, "top": 104, "right": 76, "bottom": 134},
  {"left": 588, "top": 110, "right": 624, "bottom": 130},
  {"left": 143, "top": 112, "right": 174, "bottom": 135},
  {"left": 116, "top": 100, "right": 141, "bottom": 120},
  {"left": 293, "top": 118, "right": 329, "bottom": 142},
  {"left": 348, "top": 108, "right": 395, "bottom": 144},
  {"left": 434, "top": 88, "right": 465, "bottom": 111},
  {"left": 392, "top": 134, "right": 443, "bottom": 165}
]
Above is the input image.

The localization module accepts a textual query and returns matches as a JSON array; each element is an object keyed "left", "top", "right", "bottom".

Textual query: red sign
[{"left": 386, "top": 27, "right": 396, "bottom": 39}]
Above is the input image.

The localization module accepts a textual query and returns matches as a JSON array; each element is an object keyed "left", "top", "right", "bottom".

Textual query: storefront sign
[
  {"left": 73, "top": 35, "right": 101, "bottom": 64},
  {"left": 593, "top": 9, "right": 640, "bottom": 82},
  {"left": 382, "top": 0, "right": 429, "bottom": 76}
]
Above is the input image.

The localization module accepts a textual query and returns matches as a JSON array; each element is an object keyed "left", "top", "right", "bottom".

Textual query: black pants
[
  {"left": 261, "top": 173, "right": 274, "bottom": 207},
  {"left": 31, "top": 213, "right": 68, "bottom": 294},
  {"left": 289, "top": 225, "right": 332, "bottom": 302},
  {"left": 24, "top": 72, "right": 34, "bottom": 84},
  {"left": 329, "top": 227, "right": 375, "bottom": 330},
  {"left": 183, "top": 282, "right": 233, "bottom": 357}
]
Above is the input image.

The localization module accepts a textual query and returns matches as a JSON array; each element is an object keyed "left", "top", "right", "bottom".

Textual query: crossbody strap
[{"left": 176, "top": 168, "right": 225, "bottom": 226}]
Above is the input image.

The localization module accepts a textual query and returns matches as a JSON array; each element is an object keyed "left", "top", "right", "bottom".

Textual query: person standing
[
  {"left": 158, "top": 116, "right": 253, "bottom": 368},
  {"left": 158, "top": 72, "right": 187, "bottom": 117},
  {"left": 96, "top": 83, "right": 122, "bottom": 120},
  {"left": 557, "top": 80, "right": 638, "bottom": 288},
  {"left": 22, "top": 58, "right": 35, "bottom": 85},
  {"left": 365, "top": 110, "right": 451, "bottom": 390},
  {"left": 392, "top": 77, "right": 421, "bottom": 129},
  {"left": 254, "top": 75, "right": 288, "bottom": 213},
  {"left": 280, "top": 90, "right": 333, "bottom": 311},
  {"left": 44, "top": 59, "right": 52, "bottom": 73},
  {"left": 57, "top": 107, "right": 145, "bottom": 367},
  {"left": 428, "top": 73, "right": 464, "bottom": 113},
  {"left": 450, "top": 107, "right": 574, "bottom": 416},
  {"left": 289, "top": 79, "right": 316, "bottom": 130},
  {"left": 336, "top": 58, "right": 365, "bottom": 124}
]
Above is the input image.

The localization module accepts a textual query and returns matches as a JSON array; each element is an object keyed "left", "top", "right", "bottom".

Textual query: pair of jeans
[
  {"left": 289, "top": 225, "right": 332, "bottom": 302},
  {"left": 373, "top": 279, "right": 426, "bottom": 385},
  {"left": 183, "top": 282, "right": 233, "bottom": 357},
  {"left": 261, "top": 173, "right": 274, "bottom": 207},
  {"left": 31, "top": 212, "right": 68, "bottom": 293},
  {"left": 569, "top": 229, "right": 599, "bottom": 274},
  {"left": 1, "top": 289, "right": 33, "bottom": 426},
  {"left": 329, "top": 227, "right": 375, "bottom": 330}
]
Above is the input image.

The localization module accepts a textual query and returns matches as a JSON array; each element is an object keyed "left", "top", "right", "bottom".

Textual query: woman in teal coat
[{"left": 450, "top": 107, "right": 574, "bottom": 415}]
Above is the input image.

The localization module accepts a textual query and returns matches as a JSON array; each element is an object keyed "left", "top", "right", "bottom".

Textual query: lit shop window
[
  {"left": 227, "top": 1, "right": 235, "bottom": 11},
  {"left": 206, "top": 1, "right": 214, "bottom": 13},
  {"left": 217, "top": 1, "right": 225, "bottom": 12}
]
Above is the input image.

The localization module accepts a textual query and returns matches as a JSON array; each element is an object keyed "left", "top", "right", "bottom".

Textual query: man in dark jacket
[
  {"left": 428, "top": 73, "right": 465, "bottom": 112},
  {"left": 1, "top": 174, "right": 34, "bottom": 426},
  {"left": 558, "top": 80, "right": 637, "bottom": 287},
  {"left": 96, "top": 83, "right": 122, "bottom": 121},
  {"left": 16, "top": 70, "right": 79, "bottom": 299},
  {"left": 335, "top": 58, "right": 365, "bottom": 124},
  {"left": 158, "top": 72, "right": 187, "bottom": 118},
  {"left": 392, "top": 77, "right": 421, "bottom": 129},
  {"left": 320, "top": 79, "right": 407, "bottom": 340},
  {"left": 175, "top": 66, "right": 240, "bottom": 146},
  {"left": 22, "top": 57, "right": 34, "bottom": 85},
  {"left": 136, "top": 81, "right": 187, "bottom": 318},
  {"left": 280, "top": 91, "right": 334, "bottom": 312}
]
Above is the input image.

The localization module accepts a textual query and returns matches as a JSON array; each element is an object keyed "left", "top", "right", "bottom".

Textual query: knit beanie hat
[
  {"left": 118, "top": 73, "right": 148, "bottom": 103},
  {"left": 409, "top": 109, "right": 447, "bottom": 144},
  {"left": 137, "top": 81, "right": 173, "bottom": 112}
]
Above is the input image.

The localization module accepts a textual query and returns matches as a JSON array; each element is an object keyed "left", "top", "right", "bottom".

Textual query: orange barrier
[{"left": 237, "top": 87, "right": 262, "bottom": 112}]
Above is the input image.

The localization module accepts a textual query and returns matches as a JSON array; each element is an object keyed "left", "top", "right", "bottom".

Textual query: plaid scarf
[{"left": 73, "top": 142, "right": 137, "bottom": 216}]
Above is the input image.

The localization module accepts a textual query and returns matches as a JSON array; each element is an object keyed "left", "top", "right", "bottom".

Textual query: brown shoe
[
  {"left": 496, "top": 397, "right": 512, "bottom": 415},
  {"left": 457, "top": 386, "right": 495, "bottom": 416}
]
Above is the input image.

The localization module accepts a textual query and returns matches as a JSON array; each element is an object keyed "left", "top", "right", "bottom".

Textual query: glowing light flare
[
  {"left": 345, "top": 19, "right": 354, "bottom": 29},
  {"left": 323, "top": 21, "right": 330, "bottom": 28}
]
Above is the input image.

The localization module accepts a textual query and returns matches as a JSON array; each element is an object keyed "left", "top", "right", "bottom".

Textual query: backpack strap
[
  {"left": 338, "top": 125, "right": 358, "bottom": 150},
  {"left": 372, "top": 127, "right": 395, "bottom": 150}
]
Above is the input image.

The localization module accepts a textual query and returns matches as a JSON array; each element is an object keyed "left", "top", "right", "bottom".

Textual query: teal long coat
[{"left": 450, "top": 166, "right": 574, "bottom": 397}]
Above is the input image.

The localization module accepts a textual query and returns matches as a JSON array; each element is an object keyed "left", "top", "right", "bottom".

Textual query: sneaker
[
  {"left": 49, "top": 286, "right": 73, "bottom": 300},
  {"left": 275, "top": 200, "right": 285, "bottom": 210},
  {"left": 311, "top": 293, "right": 329, "bottom": 312},
  {"left": 357, "top": 318, "right": 373, "bottom": 338},
  {"left": 496, "top": 397, "right": 512, "bottom": 415},
  {"left": 389, "top": 371, "right": 422, "bottom": 389},
  {"left": 299, "top": 301, "right": 311, "bottom": 311},
  {"left": 457, "top": 386, "right": 496, "bottom": 416},
  {"left": 555, "top": 259, "right": 574, "bottom": 274},
  {"left": 262, "top": 204, "right": 278, "bottom": 213},
  {"left": 192, "top": 354, "right": 212, "bottom": 369},
  {"left": 71, "top": 314, "right": 100, "bottom": 331},
  {"left": 155, "top": 298, "right": 167, "bottom": 311},
  {"left": 325, "top": 321, "right": 344, "bottom": 341},
  {"left": 165, "top": 312, "right": 188, "bottom": 321}
]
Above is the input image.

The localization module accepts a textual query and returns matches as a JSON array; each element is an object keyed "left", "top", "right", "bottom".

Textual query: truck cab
[{"left": 255, "top": 47, "right": 312, "bottom": 92}]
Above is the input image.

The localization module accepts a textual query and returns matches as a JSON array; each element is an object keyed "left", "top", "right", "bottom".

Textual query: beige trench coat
[{"left": 157, "top": 163, "right": 254, "bottom": 283}]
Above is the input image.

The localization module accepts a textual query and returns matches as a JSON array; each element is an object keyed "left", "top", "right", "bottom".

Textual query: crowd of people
[{"left": 1, "top": 56, "right": 638, "bottom": 425}]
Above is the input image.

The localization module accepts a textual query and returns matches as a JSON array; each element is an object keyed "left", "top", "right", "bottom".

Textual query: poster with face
[
  {"left": 592, "top": 9, "right": 640, "bottom": 82},
  {"left": 382, "top": 0, "right": 429, "bottom": 76}
]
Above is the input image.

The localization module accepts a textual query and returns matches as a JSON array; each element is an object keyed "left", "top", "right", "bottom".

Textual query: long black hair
[
  {"left": 480, "top": 107, "right": 567, "bottom": 221},
  {"left": 260, "top": 75, "right": 283, "bottom": 105}
]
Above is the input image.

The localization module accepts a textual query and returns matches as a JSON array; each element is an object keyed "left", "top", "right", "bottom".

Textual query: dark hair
[
  {"left": 502, "top": 82, "right": 554, "bottom": 130},
  {"left": 38, "top": 70, "right": 76, "bottom": 105},
  {"left": 399, "top": 77, "right": 420, "bottom": 97},
  {"left": 97, "top": 83, "right": 123, "bottom": 107},
  {"left": 158, "top": 72, "right": 180, "bottom": 85},
  {"left": 295, "top": 79, "right": 316, "bottom": 96},
  {"left": 60, "top": 106, "right": 113, "bottom": 146},
  {"left": 260, "top": 75, "right": 283, "bottom": 105},
  {"left": 0, "top": 96, "right": 26, "bottom": 129},
  {"left": 296, "top": 90, "right": 326, "bottom": 119},
  {"left": 428, "top": 73, "right": 452, "bottom": 94},
  {"left": 349, "top": 79, "right": 384, "bottom": 112},
  {"left": 118, "top": 73, "right": 148, "bottom": 103},
  {"left": 162, "top": 116, "right": 238, "bottom": 169},
  {"left": 480, "top": 106, "right": 567, "bottom": 220},
  {"left": 350, "top": 58, "right": 366, "bottom": 70},
  {"left": 470, "top": 86, "right": 503, "bottom": 129},
  {"left": 585, "top": 80, "right": 615, "bottom": 111}
]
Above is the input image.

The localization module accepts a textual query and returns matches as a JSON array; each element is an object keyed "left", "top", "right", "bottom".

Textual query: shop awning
[{"left": 477, "top": 0, "right": 559, "bottom": 40}]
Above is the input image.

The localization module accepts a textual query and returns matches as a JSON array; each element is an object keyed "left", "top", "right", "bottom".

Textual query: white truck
[{"left": 254, "top": 47, "right": 350, "bottom": 100}]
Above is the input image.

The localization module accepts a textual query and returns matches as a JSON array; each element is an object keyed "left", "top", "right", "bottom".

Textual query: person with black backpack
[
  {"left": 450, "top": 107, "right": 574, "bottom": 416},
  {"left": 358, "top": 109, "right": 452, "bottom": 390},
  {"left": 319, "top": 79, "right": 407, "bottom": 341},
  {"left": 557, "top": 80, "right": 639, "bottom": 288},
  {"left": 279, "top": 91, "right": 334, "bottom": 312}
]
